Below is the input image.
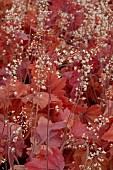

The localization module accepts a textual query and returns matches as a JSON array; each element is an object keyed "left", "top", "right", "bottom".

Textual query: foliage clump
[{"left": 0, "top": 0, "right": 113, "bottom": 170}]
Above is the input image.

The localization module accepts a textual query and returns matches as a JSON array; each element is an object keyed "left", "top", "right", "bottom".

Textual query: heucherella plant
[{"left": 0, "top": 0, "right": 113, "bottom": 170}]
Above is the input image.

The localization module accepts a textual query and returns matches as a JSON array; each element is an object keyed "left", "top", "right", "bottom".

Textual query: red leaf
[
  {"left": 58, "top": 108, "right": 70, "bottom": 121},
  {"left": 86, "top": 105, "right": 102, "bottom": 120},
  {"left": 50, "top": 77, "right": 66, "bottom": 95},
  {"left": 57, "top": 108, "right": 74, "bottom": 128},
  {"left": 3, "top": 0, "right": 12, "bottom": 5},
  {"left": 0, "top": 67, "right": 10, "bottom": 85},
  {"left": 101, "top": 124, "right": 113, "bottom": 142},
  {"left": 74, "top": 105, "right": 86, "bottom": 115},
  {"left": 0, "top": 121, "right": 25, "bottom": 158},
  {"left": 79, "top": 104, "right": 102, "bottom": 124},
  {"left": 0, "top": 0, "right": 12, "bottom": 6},
  {"left": 8, "top": 79, "right": 29, "bottom": 99},
  {"left": 0, "top": 87, "right": 12, "bottom": 109},
  {"left": 36, "top": 117, "right": 65, "bottom": 147},
  {"left": 25, "top": 148, "right": 65, "bottom": 170},
  {"left": 104, "top": 100, "right": 113, "bottom": 117},
  {"left": 14, "top": 82, "right": 29, "bottom": 99},
  {"left": 48, "top": 148, "right": 65, "bottom": 170},
  {"left": 70, "top": 119, "right": 93, "bottom": 140},
  {"left": 63, "top": 71, "right": 81, "bottom": 99},
  {"left": 47, "top": 67, "right": 66, "bottom": 97},
  {"left": 33, "top": 92, "right": 49, "bottom": 109},
  {"left": 22, "top": 92, "right": 62, "bottom": 110},
  {"left": 83, "top": 104, "right": 103, "bottom": 123},
  {"left": 74, "top": 12, "right": 84, "bottom": 29},
  {"left": 49, "top": 0, "right": 66, "bottom": 13}
]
